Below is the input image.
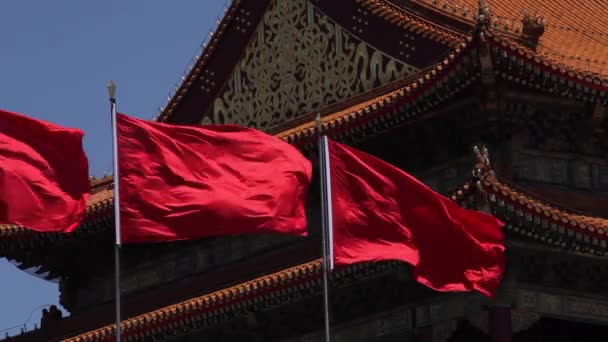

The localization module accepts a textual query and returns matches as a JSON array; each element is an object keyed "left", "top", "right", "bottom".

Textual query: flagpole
[
  {"left": 108, "top": 81, "right": 122, "bottom": 342},
  {"left": 316, "top": 115, "right": 332, "bottom": 342}
]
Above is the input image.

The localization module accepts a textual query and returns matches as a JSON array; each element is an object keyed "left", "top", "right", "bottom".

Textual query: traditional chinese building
[{"left": 2, "top": 0, "right": 608, "bottom": 341}]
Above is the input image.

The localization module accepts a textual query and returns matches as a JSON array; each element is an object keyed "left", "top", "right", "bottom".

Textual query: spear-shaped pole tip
[{"left": 107, "top": 80, "right": 116, "bottom": 101}]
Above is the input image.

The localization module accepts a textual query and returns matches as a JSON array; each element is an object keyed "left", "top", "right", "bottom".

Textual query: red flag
[
  {"left": 328, "top": 139, "right": 505, "bottom": 297},
  {"left": 117, "top": 114, "right": 312, "bottom": 243},
  {"left": 0, "top": 109, "right": 90, "bottom": 232}
]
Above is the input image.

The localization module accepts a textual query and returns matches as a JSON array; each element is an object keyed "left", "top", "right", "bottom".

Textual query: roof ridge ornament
[
  {"left": 471, "top": 145, "right": 493, "bottom": 213},
  {"left": 476, "top": 0, "right": 491, "bottom": 28},
  {"left": 472, "top": 145, "right": 493, "bottom": 180},
  {"left": 520, "top": 9, "right": 546, "bottom": 51}
]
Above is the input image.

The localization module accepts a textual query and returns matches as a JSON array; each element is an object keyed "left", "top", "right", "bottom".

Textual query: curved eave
[
  {"left": 485, "top": 30, "right": 608, "bottom": 101},
  {"left": 62, "top": 260, "right": 400, "bottom": 342},
  {"left": 357, "top": 0, "right": 466, "bottom": 46},
  {"left": 483, "top": 175, "right": 608, "bottom": 256},
  {"left": 397, "top": 0, "right": 608, "bottom": 97}
]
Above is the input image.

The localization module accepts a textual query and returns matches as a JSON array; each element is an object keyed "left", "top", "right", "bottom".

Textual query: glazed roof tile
[
  {"left": 484, "top": 30, "right": 608, "bottom": 92},
  {"left": 63, "top": 260, "right": 323, "bottom": 341},
  {"left": 358, "top": 0, "right": 465, "bottom": 45},
  {"left": 61, "top": 259, "right": 400, "bottom": 341},
  {"left": 482, "top": 175, "right": 608, "bottom": 238},
  {"left": 411, "top": 0, "right": 608, "bottom": 79}
]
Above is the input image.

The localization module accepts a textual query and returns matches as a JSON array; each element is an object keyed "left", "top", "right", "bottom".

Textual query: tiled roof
[
  {"left": 358, "top": 0, "right": 465, "bottom": 45},
  {"left": 60, "top": 260, "right": 322, "bottom": 341},
  {"left": 484, "top": 30, "right": 608, "bottom": 93},
  {"left": 60, "top": 260, "right": 399, "bottom": 341},
  {"left": 411, "top": 0, "right": 608, "bottom": 80}
]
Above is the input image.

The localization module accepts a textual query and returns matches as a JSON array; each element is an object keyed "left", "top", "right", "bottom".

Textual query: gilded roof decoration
[{"left": 209, "top": 0, "right": 419, "bottom": 130}]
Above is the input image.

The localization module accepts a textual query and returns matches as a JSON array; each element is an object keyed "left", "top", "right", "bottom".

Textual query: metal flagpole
[
  {"left": 108, "top": 81, "right": 122, "bottom": 342},
  {"left": 322, "top": 134, "right": 335, "bottom": 272},
  {"left": 316, "top": 114, "right": 332, "bottom": 342}
]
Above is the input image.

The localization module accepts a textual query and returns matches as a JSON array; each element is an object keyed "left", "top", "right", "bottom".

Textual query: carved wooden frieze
[
  {"left": 517, "top": 290, "right": 608, "bottom": 324},
  {"left": 515, "top": 151, "right": 608, "bottom": 191},
  {"left": 208, "top": 0, "right": 418, "bottom": 129}
]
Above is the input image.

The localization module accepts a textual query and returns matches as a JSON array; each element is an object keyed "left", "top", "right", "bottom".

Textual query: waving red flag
[
  {"left": 0, "top": 109, "right": 90, "bottom": 232},
  {"left": 117, "top": 114, "right": 312, "bottom": 243},
  {"left": 328, "top": 139, "right": 504, "bottom": 297}
]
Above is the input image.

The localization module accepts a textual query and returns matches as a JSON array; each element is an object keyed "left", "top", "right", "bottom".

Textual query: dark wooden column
[
  {"left": 415, "top": 325, "right": 433, "bottom": 342},
  {"left": 488, "top": 306, "right": 512, "bottom": 342}
]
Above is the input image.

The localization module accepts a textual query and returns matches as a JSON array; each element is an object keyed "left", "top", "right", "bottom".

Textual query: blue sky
[{"left": 1, "top": 0, "right": 225, "bottom": 335}]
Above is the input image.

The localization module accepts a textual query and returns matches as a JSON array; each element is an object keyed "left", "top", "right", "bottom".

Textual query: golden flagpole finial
[{"left": 107, "top": 80, "right": 117, "bottom": 101}]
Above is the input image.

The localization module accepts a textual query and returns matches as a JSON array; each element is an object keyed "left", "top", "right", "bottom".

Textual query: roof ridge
[{"left": 157, "top": 0, "right": 270, "bottom": 123}]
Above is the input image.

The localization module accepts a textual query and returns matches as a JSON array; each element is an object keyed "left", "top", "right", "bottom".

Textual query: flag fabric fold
[
  {"left": 327, "top": 139, "right": 505, "bottom": 297},
  {"left": 0, "top": 109, "right": 90, "bottom": 232},
  {"left": 117, "top": 114, "right": 312, "bottom": 243}
]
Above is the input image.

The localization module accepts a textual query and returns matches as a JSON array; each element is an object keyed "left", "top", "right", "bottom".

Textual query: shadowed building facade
[{"left": 1, "top": 0, "right": 608, "bottom": 341}]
